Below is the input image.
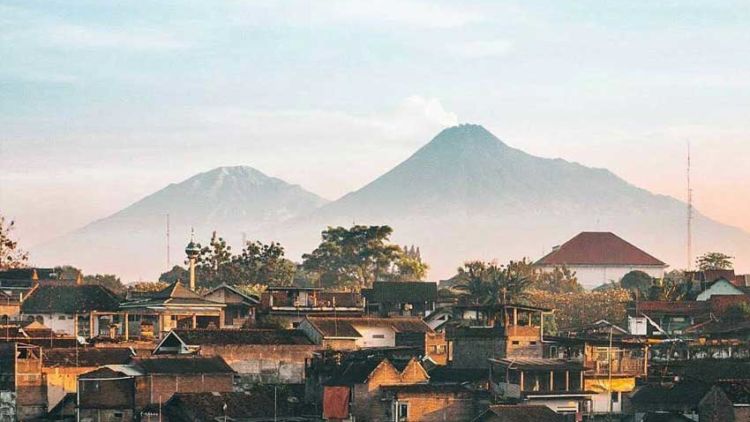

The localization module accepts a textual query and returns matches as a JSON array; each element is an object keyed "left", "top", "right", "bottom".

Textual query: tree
[
  {"left": 533, "top": 266, "right": 583, "bottom": 294},
  {"left": 527, "top": 288, "right": 631, "bottom": 330},
  {"left": 620, "top": 270, "right": 653, "bottom": 298},
  {"left": 0, "top": 216, "right": 29, "bottom": 270},
  {"left": 129, "top": 281, "right": 168, "bottom": 292},
  {"left": 452, "top": 261, "right": 489, "bottom": 304},
  {"left": 83, "top": 274, "right": 124, "bottom": 293},
  {"left": 159, "top": 265, "right": 189, "bottom": 283},
  {"left": 649, "top": 270, "right": 689, "bottom": 301},
  {"left": 194, "top": 232, "right": 240, "bottom": 288},
  {"left": 696, "top": 252, "right": 734, "bottom": 271},
  {"left": 234, "top": 241, "right": 296, "bottom": 286},
  {"left": 302, "top": 225, "right": 401, "bottom": 290}
]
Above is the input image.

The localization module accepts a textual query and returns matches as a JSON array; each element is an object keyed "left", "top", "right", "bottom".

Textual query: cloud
[
  {"left": 38, "top": 23, "right": 188, "bottom": 51},
  {"left": 447, "top": 39, "right": 513, "bottom": 58}
]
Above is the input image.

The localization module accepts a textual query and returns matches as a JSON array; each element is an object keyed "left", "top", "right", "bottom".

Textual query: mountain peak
[{"left": 428, "top": 123, "right": 508, "bottom": 150}]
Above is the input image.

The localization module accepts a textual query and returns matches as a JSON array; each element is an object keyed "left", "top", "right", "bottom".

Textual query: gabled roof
[
  {"left": 535, "top": 232, "right": 666, "bottom": 267},
  {"left": 476, "top": 405, "right": 563, "bottom": 422},
  {"left": 132, "top": 355, "right": 234, "bottom": 374},
  {"left": 121, "top": 281, "right": 224, "bottom": 309},
  {"left": 171, "top": 328, "right": 313, "bottom": 345},
  {"left": 632, "top": 301, "right": 709, "bottom": 317},
  {"left": 304, "top": 316, "right": 433, "bottom": 338},
  {"left": 630, "top": 381, "right": 710, "bottom": 406},
  {"left": 21, "top": 284, "right": 122, "bottom": 314},
  {"left": 714, "top": 380, "right": 750, "bottom": 404},
  {"left": 203, "top": 283, "right": 260, "bottom": 305},
  {"left": 363, "top": 281, "right": 438, "bottom": 303},
  {"left": 79, "top": 367, "right": 132, "bottom": 380}
]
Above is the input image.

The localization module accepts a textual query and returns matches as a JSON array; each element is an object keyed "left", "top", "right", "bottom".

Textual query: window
[
  {"left": 397, "top": 402, "right": 408, "bottom": 421},
  {"left": 372, "top": 334, "right": 385, "bottom": 339},
  {"left": 529, "top": 341, "right": 537, "bottom": 345},
  {"left": 611, "top": 392, "right": 619, "bottom": 403},
  {"left": 59, "top": 315, "right": 66, "bottom": 320},
  {"left": 113, "top": 412, "right": 123, "bottom": 419},
  {"left": 512, "top": 340, "right": 520, "bottom": 345}
]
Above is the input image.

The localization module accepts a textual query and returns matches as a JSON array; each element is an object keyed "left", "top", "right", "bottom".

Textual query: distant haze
[{"left": 30, "top": 125, "right": 750, "bottom": 281}]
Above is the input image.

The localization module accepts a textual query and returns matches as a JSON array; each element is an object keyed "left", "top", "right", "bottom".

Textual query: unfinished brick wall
[
  {"left": 391, "top": 391, "right": 483, "bottom": 422},
  {"left": 451, "top": 337, "right": 505, "bottom": 368},
  {"left": 199, "top": 344, "right": 319, "bottom": 384},
  {"left": 136, "top": 374, "right": 234, "bottom": 407},
  {"left": 351, "top": 363, "right": 403, "bottom": 422}
]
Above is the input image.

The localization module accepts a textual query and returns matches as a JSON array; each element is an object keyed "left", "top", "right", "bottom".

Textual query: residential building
[
  {"left": 474, "top": 405, "right": 564, "bottom": 422},
  {"left": 258, "top": 287, "right": 363, "bottom": 326},
  {"left": 362, "top": 281, "right": 438, "bottom": 317},
  {"left": 534, "top": 232, "right": 668, "bottom": 289},
  {"left": 695, "top": 277, "right": 746, "bottom": 301},
  {"left": 698, "top": 381, "right": 750, "bottom": 422},
  {"left": 0, "top": 342, "right": 47, "bottom": 421},
  {"left": 153, "top": 328, "right": 318, "bottom": 384},
  {"left": 161, "top": 391, "right": 300, "bottom": 422},
  {"left": 299, "top": 316, "right": 447, "bottom": 364},
  {"left": 77, "top": 367, "right": 137, "bottom": 422},
  {"left": 20, "top": 283, "right": 123, "bottom": 338},
  {"left": 120, "top": 281, "right": 225, "bottom": 339},
  {"left": 201, "top": 283, "right": 259, "bottom": 328}
]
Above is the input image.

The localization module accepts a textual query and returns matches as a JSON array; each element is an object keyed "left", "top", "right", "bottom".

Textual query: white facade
[
  {"left": 696, "top": 279, "right": 745, "bottom": 301},
  {"left": 21, "top": 313, "right": 75, "bottom": 335},
  {"left": 538, "top": 264, "right": 666, "bottom": 290},
  {"left": 352, "top": 324, "right": 396, "bottom": 348}
]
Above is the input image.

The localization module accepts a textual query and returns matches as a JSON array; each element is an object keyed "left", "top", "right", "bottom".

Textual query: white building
[{"left": 534, "top": 232, "right": 668, "bottom": 290}]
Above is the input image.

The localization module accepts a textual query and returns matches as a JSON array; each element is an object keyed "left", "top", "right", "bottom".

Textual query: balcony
[{"left": 585, "top": 357, "right": 645, "bottom": 376}]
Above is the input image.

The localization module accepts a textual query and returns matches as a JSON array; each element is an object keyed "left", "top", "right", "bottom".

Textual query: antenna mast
[
  {"left": 166, "top": 213, "right": 171, "bottom": 269},
  {"left": 687, "top": 141, "right": 693, "bottom": 271}
]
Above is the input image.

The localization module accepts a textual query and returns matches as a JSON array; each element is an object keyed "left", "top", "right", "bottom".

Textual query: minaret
[{"left": 185, "top": 229, "right": 201, "bottom": 291}]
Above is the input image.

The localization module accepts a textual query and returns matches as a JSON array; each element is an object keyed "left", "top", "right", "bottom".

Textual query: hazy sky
[{"left": 2, "top": 1, "right": 749, "bottom": 250}]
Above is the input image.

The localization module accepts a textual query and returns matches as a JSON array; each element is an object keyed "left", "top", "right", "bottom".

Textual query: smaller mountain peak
[{"left": 426, "top": 123, "right": 508, "bottom": 151}]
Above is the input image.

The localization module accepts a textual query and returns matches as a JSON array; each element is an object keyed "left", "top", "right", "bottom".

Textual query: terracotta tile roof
[
  {"left": 173, "top": 328, "right": 313, "bottom": 345},
  {"left": 132, "top": 355, "right": 235, "bottom": 374},
  {"left": 535, "top": 232, "right": 666, "bottom": 266},
  {"left": 632, "top": 301, "right": 709, "bottom": 317},
  {"left": 630, "top": 381, "right": 710, "bottom": 406},
  {"left": 78, "top": 367, "right": 131, "bottom": 380},
  {"left": 21, "top": 284, "right": 122, "bottom": 314},
  {"left": 121, "top": 281, "right": 224, "bottom": 308},
  {"left": 164, "top": 391, "right": 295, "bottom": 420},
  {"left": 478, "top": 405, "right": 563, "bottom": 422},
  {"left": 305, "top": 316, "right": 433, "bottom": 338},
  {"left": 43, "top": 347, "right": 135, "bottom": 367}
]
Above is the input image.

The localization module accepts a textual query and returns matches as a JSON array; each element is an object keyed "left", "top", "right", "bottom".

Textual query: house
[
  {"left": 362, "top": 281, "right": 438, "bottom": 317},
  {"left": 201, "top": 283, "right": 259, "bottom": 328},
  {"left": 534, "top": 232, "right": 668, "bottom": 289},
  {"left": 545, "top": 335, "right": 648, "bottom": 415},
  {"left": 161, "top": 391, "right": 300, "bottom": 422},
  {"left": 120, "top": 281, "right": 225, "bottom": 339},
  {"left": 0, "top": 342, "right": 47, "bottom": 421},
  {"left": 43, "top": 347, "right": 137, "bottom": 408},
  {"left": 77, "top": 367, "right": 138, "bottom": 422},
  {"left": 299, "top": 316, "right": 447, "bottom": 364},
  {"left": 695, "top": 277, "right": 746, "bottom": 301},
  {"left": 76, "top": 355, "right": 236, "bottom": 420},
  {"left": 258, "top": 287, "right": 363, "bottom": 326},
  {"left": 0, "top": 290, "right": 20, "bottom": 322},
  {"left": 20, "top": 283, "right": 123, "bottom": 338},
  {"left": 473, "top": 405, "right": 564, "bottom": 422},
  {"left": 488, "top": 358, "right": 589, "bottom": 415},
  {"left": 628, "top": 301, "right": 710, "bottom": 337},
  {"left": 698, "top": 380, "right": 750, "bottom": 422},
  {"left": 446, "top": 303, "right": 552, "bottom": 368},
  {"left": 153, "top": 328, "right": 318, "bottom": 384},
  {"left": 629, "top": 381, "right": 709, "bottom": 422},
  {"left": 379, "top": 384, "right": 489, "bottom": 422}
]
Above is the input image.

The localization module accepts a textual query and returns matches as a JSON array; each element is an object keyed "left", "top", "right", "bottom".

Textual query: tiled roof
[
  {"left": 79, "top": 367, "right": 131, "bottom": 380},
  {"left": 630, "top": 381, "right": 709, "bottom": 406},
  {"left": 21, "top": 284, "right": 122, "bottom": 313},
  {"left": 632, "top": 301, "right": 709, "bottom": 317},
  {"left": 132, "top": 355, "right": 234, "bottom": 374},
  {"left": 363, "top": 281, "right": 438, "bottom": 303},
  {"left": 680, "top": 361, "right": 750, "bottom": 383},
  {"left": 43, "top": 347, "right": 135, "bottom": 367},
  {"left": 173, "top": 328, "right": 313, "bottom": 345},
  {"left": 642, "top": 413, "right": 695, "bottom": 422},
  {"left": 121, "top": 281, "right": 224, "bottom": 308},
  {"left": 0, "top": 268, "right": 56, "bottom": 280},
  {"left": 478, "top": 405, "right": 563, "bottom": 422},
  {"left": 305, "top": 316, "right": 432, "bottom": 338},
  {"left": 715, "top": 380, "right": 750, "bottom": 404},
  {"left": 535, "top": 232, "right": 666, "bottom": 266},
  {"left": 164, "top": 391, "right": 294, "bottom": 420}
]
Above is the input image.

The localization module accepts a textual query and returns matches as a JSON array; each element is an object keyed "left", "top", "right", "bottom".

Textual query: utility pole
[{"left": 687, "top": 141, "right": 693, "bottom": 271}]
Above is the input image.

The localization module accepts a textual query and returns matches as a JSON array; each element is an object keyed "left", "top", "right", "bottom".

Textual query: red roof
[
  {"left": 535, "top": 232, "right": 666, "bottom": 267},
  {"left": 634, "top": 301, "right": 708, "bottom": 316}
]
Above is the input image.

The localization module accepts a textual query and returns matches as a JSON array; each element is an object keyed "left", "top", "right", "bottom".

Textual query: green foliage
[
  {"left": 0, "top": 216, "right": 28, "bottom": 270},
  {"left": 649, "top": 270, "right": 690, "bottom": 301},
  {"left": 527, "top": 288, "right": 631, "bottom": 330},
  {"left": 696, "top": 252, "right": 734, "bottom": 271},
  {"left": 452, "top": 260, "right": 531, "bottom": 305},
  {"left": 301, "top": 225, "right": 403, "bottom": 290},
  {"left": 255, "top": 315, "right": 289, "bottom": 329},
  {"left": 159, "top": 265, "right": 189, "bottom": 283},
  {"left": 532, "top": 265, "right": 583, "bottom": 294},
  {"left": 724, "top": 302, "right": 750, "bottom": 323},
  {"left": 83, "top": 274, "right": 124, "bottom": 293},
  {"left": 128, "top": 281, "right": 168, "bottom": 292},
  {"left": 195, "top": 232, "right": 238, "bottom": 288},
  {"left": 620, "top": 270, "right": 654, "bottom": 298}
]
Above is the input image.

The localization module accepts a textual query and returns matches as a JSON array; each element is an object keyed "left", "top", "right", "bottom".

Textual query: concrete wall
[
  {"left": 354, "top": 325, "right": 395, "bottom": 348},
  {"left": 79, "top": 409, "right": 134, "bottom": 422},
  {"left": 451, "top": 337, "right": 505, "bottom": 368},
  {"left": 22, "top": 313, "right": 76, "bottom": 335}
]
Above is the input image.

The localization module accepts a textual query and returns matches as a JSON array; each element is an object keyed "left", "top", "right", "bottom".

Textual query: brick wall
[
  {"left": 78, "top": 408, "right": 134, "bottom": 422},
  {"left": 424, "top": 332, "right": 448, "bottom": 365},
  {"left": 505, "top": 334, "right": 543, "bottom": 358},
  {"left": 136, "top": 374, "right": 234, "bottom": 407},
  {"left": 199, "top": 344, "right": 319, "bottom": 384},
  {"left": 699, "top": 386, "right": 735, "bottom": 422},
  {"left": 451, "top": 337, "right": 505, "bottom": 368},
  {"left": 351, "top": 362, "right": 403, "bottom": 422},
  {"left": 391, "top": 391, "right": 484, "bottom": 422}
]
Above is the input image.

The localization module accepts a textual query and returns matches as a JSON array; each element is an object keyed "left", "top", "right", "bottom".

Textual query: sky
[{"left": 1, "top": 0, "right": 750, "bottom": 251}]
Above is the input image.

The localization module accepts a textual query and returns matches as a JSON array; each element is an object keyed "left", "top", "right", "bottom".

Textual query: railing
[
  {"left": 585, "top": 357, "right": 644, "bottom": 375},
  {"left": 505, "top": 325, "right": 541, "bottom": 337}
]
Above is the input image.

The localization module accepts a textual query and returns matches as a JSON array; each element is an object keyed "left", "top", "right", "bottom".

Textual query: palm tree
[
  {"left": 485, "top": 265, "right": 531, "bottom": 305},
  {"left": 452, "top": 261, "right": 489, "bottom": 304}
]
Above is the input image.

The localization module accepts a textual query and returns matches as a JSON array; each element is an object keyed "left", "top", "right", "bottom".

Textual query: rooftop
[
  {"left": 489, "top": 358, "right": 584, "bottom": 371},
  {"left": 304, "top": 316, "right": 433, "bottom": 338},
  {"left": 477, "top": 405, "right": 563, "bottom": 422},
  {"left": 362, "top": 281, "right": 438, "bottom": 303},
  {"left": 43, "top": 347, "right": 135, "bottom": 367},
  {"left": 21, "top": 284, "right": 122, "bottom": 314},
  {"left": 172, "top": 328, "right": 313, "bottom": 345},
  {"left": 132, "top": 355, "right": 235, "bottom": 374},
  {"left": 535, "top": 232, "right": 666, "bottom": 267}
]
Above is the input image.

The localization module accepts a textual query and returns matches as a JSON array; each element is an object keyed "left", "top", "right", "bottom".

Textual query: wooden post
[
  {"left": 191, "top": 314, "right": 197, "bottom": 329},
  {"left": 124, "top": 312, "right": 129, "bottom": 341},
  {"left": 566, "top": 370, "right": 570, "bottom": 391},
  {"left": 549, "top": 371, "right": 554, "bottom": 391},
  {"left": 89, "top": 312, "right": 95, "bottom": 338},
  {"left": 519, "top": 370, "right": 524, "bottom": 392},
  {"left": 513, "top": 308, "right": 518, "bottom": 326}
]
